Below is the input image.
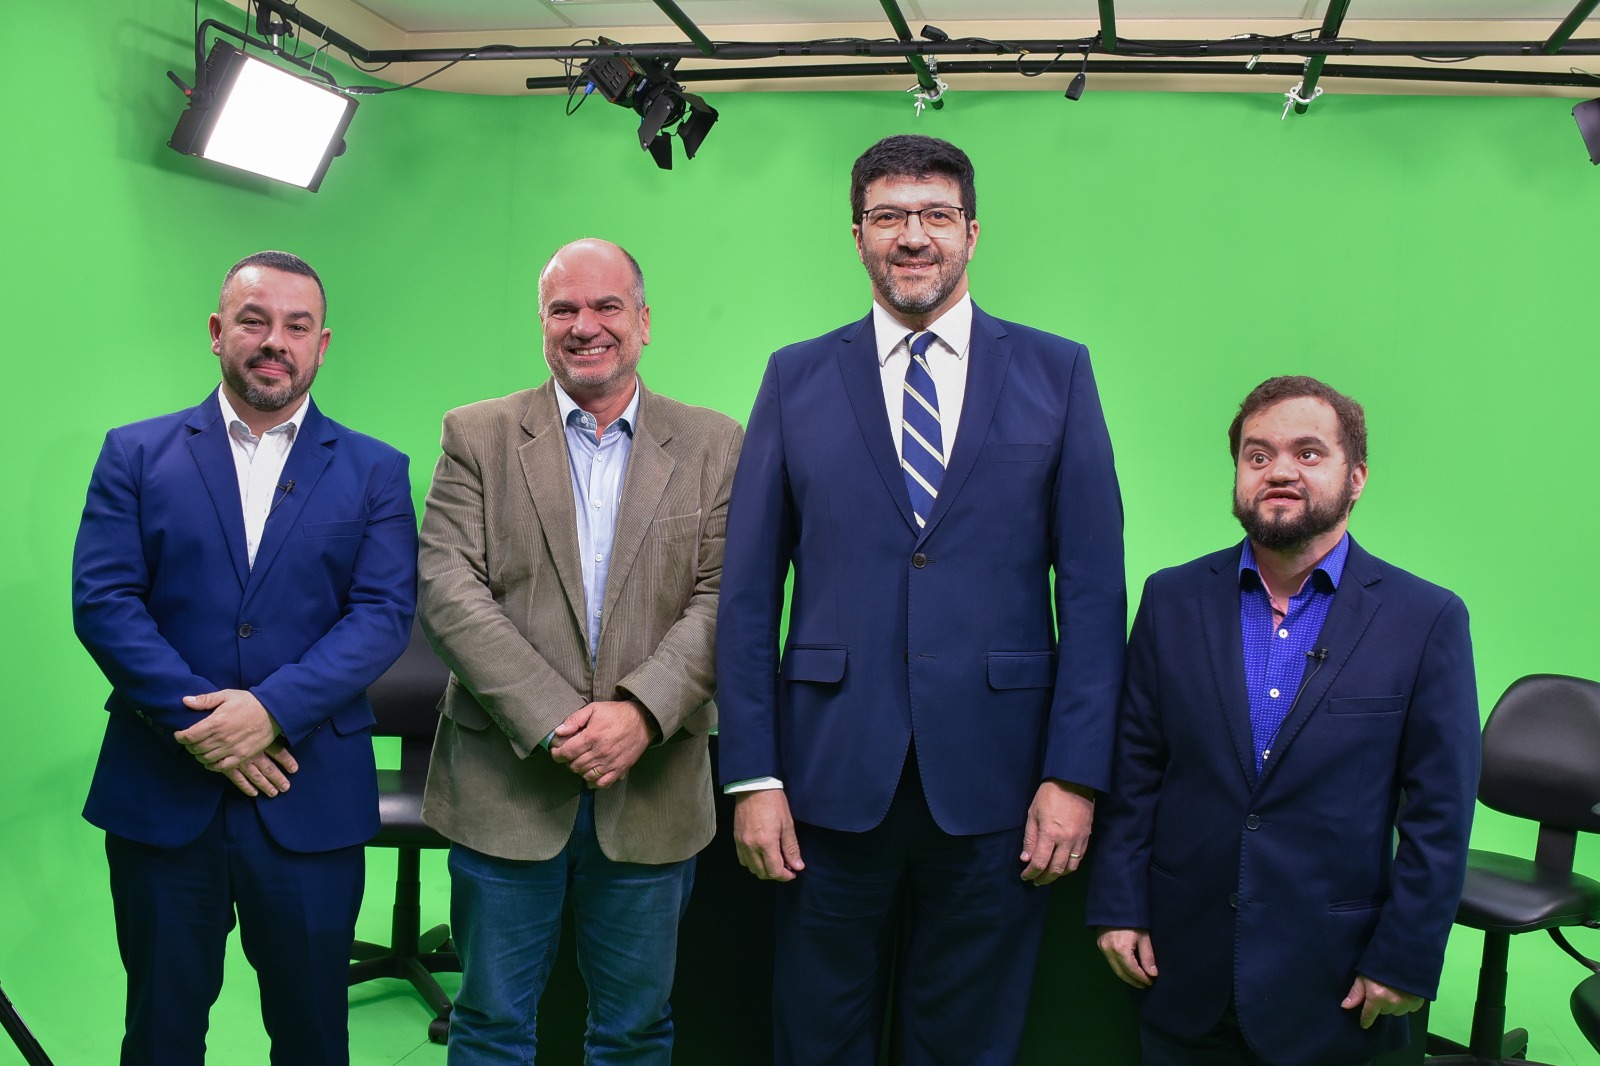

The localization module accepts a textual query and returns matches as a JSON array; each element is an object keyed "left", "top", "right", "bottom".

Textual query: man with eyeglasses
[{"left": 717, "top": 134, "right": 1126, "bottom": 1064}]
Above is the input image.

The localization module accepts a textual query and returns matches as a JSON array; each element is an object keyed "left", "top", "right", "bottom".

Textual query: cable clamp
[
  {"left": 910, "top": 74, "right": 949, "bottom": 116},
  {"left": 1282, "top": 80, "right": 1323, "bottom": 119}
]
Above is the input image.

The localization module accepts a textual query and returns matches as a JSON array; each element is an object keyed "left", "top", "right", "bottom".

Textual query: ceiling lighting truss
[{"left": 244, "top": 0, "right": 1600, "bottom": 99}]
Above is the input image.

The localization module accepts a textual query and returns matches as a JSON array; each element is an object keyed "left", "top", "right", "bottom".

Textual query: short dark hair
[
  {"left": 220, "top": 250, "right": 327, "bottom": 320},
  {"left": 850, "top": 135, "right": 977, "bottom": 224},
  {"left": 1228, "top": 375, "right": 1368, "bottom": 467}
]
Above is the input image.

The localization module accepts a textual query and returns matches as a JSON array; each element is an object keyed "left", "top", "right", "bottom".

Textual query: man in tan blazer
[{"left": 417, "top": 238, "right": 742, "bottom": 1064}]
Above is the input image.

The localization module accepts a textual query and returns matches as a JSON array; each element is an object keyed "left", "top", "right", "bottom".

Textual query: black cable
[{"left": 1016, "top": 50, "right": 1069, "bottom": 77}]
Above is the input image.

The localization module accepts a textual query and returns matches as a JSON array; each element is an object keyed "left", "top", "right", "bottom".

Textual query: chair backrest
[
  {"left": 1479, "top": 673, "right": 1600, "bottom": 868},
  {"left": 367, "top": 619, "right": 451, "bottom": 741}
]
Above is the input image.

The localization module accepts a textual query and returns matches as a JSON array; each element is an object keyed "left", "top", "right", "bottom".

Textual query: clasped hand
[
  {"left": 175, "top": 688, "right": 296, "bottom": 797},
  {"left": 549, "top": 700, "right": 653, "bottom": 789}
]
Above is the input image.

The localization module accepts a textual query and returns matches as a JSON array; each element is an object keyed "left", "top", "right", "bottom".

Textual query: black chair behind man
[
  {"left": 1428, "top": 673, "right": 1600, "bottom": 1065},
  {"left": 348, "top": 619, "right": 457, "bottom": 1044}
]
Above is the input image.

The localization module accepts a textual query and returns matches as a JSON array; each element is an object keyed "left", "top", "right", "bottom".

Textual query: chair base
[
  {"left": 1427, "top": 1025, "right": 1559, "bottom": 1064},
  {"left": 350, "top": 845, "right": 460, "bottom": 1045},
  {"left": 350, "top": 922, "right": 457, "bottom": 1044}
]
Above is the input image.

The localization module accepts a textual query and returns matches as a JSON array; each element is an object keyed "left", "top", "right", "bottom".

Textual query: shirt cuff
[{"left": 724, "top": 776, "right": 784, "bottom": 794}]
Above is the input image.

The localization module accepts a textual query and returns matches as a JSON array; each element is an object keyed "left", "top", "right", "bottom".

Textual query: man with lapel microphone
[
  {"left": 418, "top": 238, "right": 741, "bottom": 1063},
  {"left": 716, "top": 134, "right": 1128, "bottom": 1064},
  {"left": 1088, "top": 376, "right": 1480, "bottom": 1066},
  {"left": 72, "top": 250, "right": 419, "bottom": 1065}
]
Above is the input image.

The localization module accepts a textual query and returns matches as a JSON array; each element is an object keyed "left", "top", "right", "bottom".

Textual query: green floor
[{"left": 4, "top": 818, "right": 1600, "bottom": 1065}]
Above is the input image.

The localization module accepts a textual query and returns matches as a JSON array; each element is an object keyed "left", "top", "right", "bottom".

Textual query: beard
[
  {"left": 862, "top": 242, "right": 969, "bottom": 317},
  {"left": 1233, "top": 475, "right": 1356, "bottom": 552},
  {"left": 223, "top": 353, "right": 316, "bottom": 413}
]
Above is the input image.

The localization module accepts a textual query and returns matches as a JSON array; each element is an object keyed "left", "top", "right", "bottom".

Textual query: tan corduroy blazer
[{"left": 418, "top": 380, "right": 742, "bottom": 863}]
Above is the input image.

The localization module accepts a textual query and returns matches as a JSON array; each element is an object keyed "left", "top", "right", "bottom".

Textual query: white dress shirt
[{"left": 217, "top": 386, "right": 309, "bottom": 569}]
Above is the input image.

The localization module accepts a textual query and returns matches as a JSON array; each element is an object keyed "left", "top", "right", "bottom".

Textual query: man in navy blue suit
[
  {"left": 716, "top": 135, "right": 1127, "bottom": 1064},
  {"left": 1088, "top": 376, "right": 1480, "bottom": 1066},
  {"left": 72, "top": 251, "right": 418, "bottom": 1065}
]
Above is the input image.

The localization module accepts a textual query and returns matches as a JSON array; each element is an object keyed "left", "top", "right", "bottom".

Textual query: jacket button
[
  {"left": 238, "top": 624, "right": 253, "bottom": 638},
  {"left": 912, "top": 553, "right": 928, "bottom": 568},
  {"left": 1245, "top": 814, "right": 1261, "bottom": 830},
  {"left": 1229, "top": 893, "right": 1240, "bottom": 909}
]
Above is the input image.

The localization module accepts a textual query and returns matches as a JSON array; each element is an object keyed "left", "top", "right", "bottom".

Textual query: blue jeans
[{"left": 446, "top": 791, "right": 695, "bottom": 1065}]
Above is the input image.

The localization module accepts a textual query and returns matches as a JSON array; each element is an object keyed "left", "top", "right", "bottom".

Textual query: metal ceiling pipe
[
  {"left": 1098, "top": 0, "right": 1118, "bottom": 53},
  {"left": 1543, "top": 0, "right": 1600, "bottom": 53},
  {"left": 651, "top": 0, "right": 717, "bottom": 57},
  {"left": 1295, "top": 0, "right": 1354, "bottom": 115},
  {"left": 526, "top": 58, "right": 1600, "bottom": 92},
  {"left": 877, "top": 0, "right": 944, "bottom": 109}
]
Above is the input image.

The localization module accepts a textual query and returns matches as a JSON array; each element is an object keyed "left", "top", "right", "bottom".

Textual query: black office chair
[
  {"left": 1555, "top": 927, "right": 1600, "bottom": 1053},
  {"left": 1428, "top": 673, "right": 1600, "bottom": 1064},
  {"left": 348, "top": 620, "right": 458, "bottom": 1045}
]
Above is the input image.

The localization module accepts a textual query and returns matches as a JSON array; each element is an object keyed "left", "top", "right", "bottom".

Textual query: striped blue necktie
[{"left": 901, "top": 330, "right": 944, "bottom": 529}]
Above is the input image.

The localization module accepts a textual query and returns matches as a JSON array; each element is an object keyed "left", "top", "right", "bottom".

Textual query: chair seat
[
  {"left": 374, "top": 768, "right": 449, "bottom": 848},
  {"left": 1574, "top": 973, "right": 1600, "bottom": 1052},
  {"left": 1455, "top": 849, "right": 1600, "bottom": 932}
]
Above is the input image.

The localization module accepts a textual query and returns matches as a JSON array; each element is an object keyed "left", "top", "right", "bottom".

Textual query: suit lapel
[
  {"left": 1201, "top": 546, "right": 1258, "bottom": 785},
  {"left": 243, "top": 400, "right": 333, "bottom": 602},
  {"left": 837, "top": 314, "right": 918, "bottom": 534},
  {"left": 600, "top": 386, "right": 671, "bottom": 646},
  {"left": 919, "top": 307, "right": 1006, "bottom": 543},
  {"left": 184, "top": 394, "right": 250, "bottom": 591},
  {"left": 1254, "top": 542, "right": 1382, "bottom": 790},
  {"left": 517, "top": 386, "right": 589, "bottom": 646}
]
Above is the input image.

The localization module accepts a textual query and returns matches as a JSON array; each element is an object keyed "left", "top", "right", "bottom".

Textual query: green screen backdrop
[{"left": 4, "top": 1, "right": 1599, "bottom": 1062}]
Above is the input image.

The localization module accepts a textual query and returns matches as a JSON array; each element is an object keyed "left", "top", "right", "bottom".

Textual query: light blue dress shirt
[{"left": 552, "top": 379, "right": 640, "bottom": 661}]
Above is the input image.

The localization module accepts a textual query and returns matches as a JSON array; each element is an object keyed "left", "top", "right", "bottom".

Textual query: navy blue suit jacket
[
  {"left": 1087, "top": 538, "right": 1480, "bottom": 1066},
  {"left": 716, "top": 305, "right": 1126, "bottom": 835},
  {"left": 73, "top": 392, "right": 418, "bottom": 853}
]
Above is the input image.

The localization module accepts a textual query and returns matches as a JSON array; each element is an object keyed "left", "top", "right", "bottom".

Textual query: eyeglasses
[{"left": 860, "top": 205, "right": 967, "bottom": 237}]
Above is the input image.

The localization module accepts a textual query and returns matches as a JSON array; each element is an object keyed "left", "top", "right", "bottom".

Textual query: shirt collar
[
  {"left": 872, "top": 293, "right": 973, "bottom": 367},
  {"left": 217, "top": 385, "right": 309, "bottom": 442},
  {"left": 552, "top": 377, "right": 639, "bottom": 439},
  {"left": 1239, "top": 532, "right": 1350, "bottom": 594}
]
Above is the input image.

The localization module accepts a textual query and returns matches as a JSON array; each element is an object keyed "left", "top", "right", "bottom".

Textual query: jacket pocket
[
  {"left": 982, "top": 442, "right": 1051, "bottom": 463},
  {"left": 1327, "top": 695, "right": 1405, "bottom": 715},
  {"left": 439, "top": 677, "right": 492, "bottom": 730},
  {"left": 781, "top": 645, "right": 847, "bottom": 683},
  {"left": 1328, "top": 895, "right": 1385, "bottom": 912},
  {"left": 986, "top": 651, "right": 1055, "bottom": 690}
]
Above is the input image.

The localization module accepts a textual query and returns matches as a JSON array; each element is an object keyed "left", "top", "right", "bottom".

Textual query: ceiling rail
[
  {"left": 878, "top": 0, "right": 944, "bottom": 110},
  {"left": 1544, "top": 0, "right": 1600, "bottom": 53},
  {"left": 651, "top": 0, "right": 716, "bottom": 57},
  {"left": 525, "top": 59, "right": 1600, "bottom": 92},
  {"left": 1293, "top": 0, "right": 1353, "bottom": 115}
]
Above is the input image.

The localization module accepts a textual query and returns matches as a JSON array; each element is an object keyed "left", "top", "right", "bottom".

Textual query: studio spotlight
[
  {"left": 1574, "top": 98, "right": 1600, "bottom": 165},
  {"left": 169, "top": 40, "right": 357, "bottom": 191},
  {"left": 581, "top": 40, "right": 718, "bottom": 170}
]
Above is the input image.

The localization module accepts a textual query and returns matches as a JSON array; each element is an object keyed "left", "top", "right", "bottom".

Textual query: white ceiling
[
  {"left": 346, "top": 1, "right": 1588, "bottom": 35},
  {"left": 239, "top": 0, "right": 1600, "bottom": 97}
]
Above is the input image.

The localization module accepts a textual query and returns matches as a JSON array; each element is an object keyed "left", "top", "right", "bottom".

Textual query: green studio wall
[{"left": 3, "top": 0, "right": 1599, "bottom": 1062}]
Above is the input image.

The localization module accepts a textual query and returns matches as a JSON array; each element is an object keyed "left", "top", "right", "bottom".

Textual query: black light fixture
[
  {"left": 581, "top": 40, "right": 718, "bottom": 170},
  {"left": 1065, "top": 50, "right": 1089, "bottom": 101},
  {"left": 1575, "top": 98, "right": 1600, "bottom": 164},
  {"left": 169, "top": 39, "right": 357, "bottom": 191}
]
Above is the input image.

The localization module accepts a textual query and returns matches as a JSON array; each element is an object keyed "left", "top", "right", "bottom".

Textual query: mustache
[{"left": 889, "top": 251, "right": 941, "bottom": 266}]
